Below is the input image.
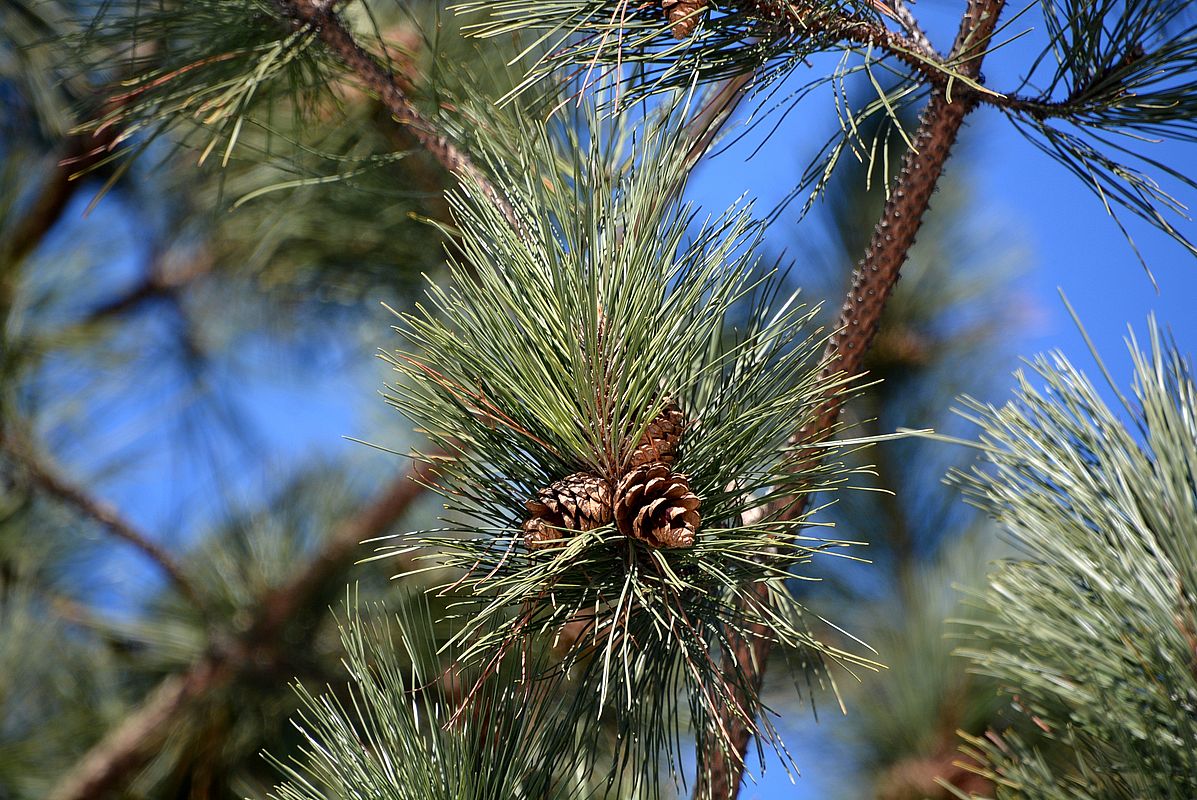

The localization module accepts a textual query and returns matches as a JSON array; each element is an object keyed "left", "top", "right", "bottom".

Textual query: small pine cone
[
  {"left": 614, "top": 463, "right": 700, "bottom": 549},
  {"left": 661, "top": 0, "right": 705, "bottom": 37},
  {"left": 629, "top": 399, "right": 687, "bottom": 469},
  {"left": 522, "top": 472, "right": 613, "bottom": 551}
]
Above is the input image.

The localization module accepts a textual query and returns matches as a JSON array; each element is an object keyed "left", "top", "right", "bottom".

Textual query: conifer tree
[{"left": 1, "top": 1, "right": 1196, "bottom": 799}]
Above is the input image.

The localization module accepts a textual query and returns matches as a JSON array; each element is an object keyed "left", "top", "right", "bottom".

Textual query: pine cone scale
[
  {"left": 661, "top": 0, "right": 706, "bottom": 37},
  {"left": 629, "top": 399, "right": 687, "bottom": 469}
]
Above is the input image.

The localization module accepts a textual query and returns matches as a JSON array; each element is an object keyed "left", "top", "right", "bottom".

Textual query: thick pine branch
[
  {"left": 45, "top": 459, "right": 437, "bottom": 800},
  {"left": 696, "top": 0, "right": 1007, "bottom": 796}
]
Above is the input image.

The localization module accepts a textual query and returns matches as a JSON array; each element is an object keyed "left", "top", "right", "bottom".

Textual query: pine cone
[
  {"left": 629, "top": 399, "right": 687, "bottom": 469},
  {"left": 661, "top": 0, "right": 706, "bottom": 37},
  {"left": 614, "top": 463, "right": 700, "bottom": 548},
  {"left": 522, "top": 473, "right": 613, "bottom": 551}
]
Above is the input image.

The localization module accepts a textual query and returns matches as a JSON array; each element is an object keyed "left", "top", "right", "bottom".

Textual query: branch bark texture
[{"left": 697, "top": 0, "right": 1007, "bottom": 797}]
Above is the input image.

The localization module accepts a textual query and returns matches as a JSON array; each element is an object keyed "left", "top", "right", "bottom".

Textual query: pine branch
[
  {"left": 44, "top": 457, "right": 439, "bottom": 800},
  {"left": 1, "top": 429, "right": 207, "bottom": 613},
  {"left": 269, "top": 0, "right": 517, "bottom": 229},
  {"left": 45, "top": 656, "right": 231, "bottom": 800},
  {"left": 82, "top": 251, "right": 214, "bottom": 324},
  {"left": 696, "top": 0, "right": 1007, "bottom": 796},
  {"left": 951, "top": 318, "right": 1197, "bottom": 793},
  {"left": 682, "top": 73, "right": 756, "bottom": 169},
  {"left": 757, "top": 0, "right": 940, "bottom": 68},
  {"left": 888, "top": 0, "right": 936, "bottom": 60}
]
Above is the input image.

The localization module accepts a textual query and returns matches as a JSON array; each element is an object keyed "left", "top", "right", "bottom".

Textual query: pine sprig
[
  {"left": 453, "top": 0, "right": 952, "bottom": 106},
  {"left": 1003, "top": 0, "right": 1197, "bottom": 267},
  {"left": 949, "top": 317, "right": 1197, "bottom": 798},
  {"left": 451, "top": 0, "right": 940, "bottom": 217},
  {"left": 376, "top": 92, "right": 877, "bottom": 792},
  {"left": 79, "top": 0, "right": 336, "bottom": 173},
  {"left": 265, "top": 594, "right": 582, "bottom": 800}
]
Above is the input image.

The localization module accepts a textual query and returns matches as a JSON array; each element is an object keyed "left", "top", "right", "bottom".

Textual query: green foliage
[
  {"left": 1001, "top": 0, "right": 1197, "bottom": 266},
  {"left": 458, "top": 0, "right": 886, "bottom": 100},
  {"left": 455, "top": 0, "right": 934, "bottom": 211},
  {"left": 378, "top": 92, "right": 876, "bottom": 793},
  {"left": 0, "top": 500, "right": 130, "bottom": 799},
  {"left": 81, "top": 0, "right": 336, "bottom": 173},
  {"left": 265, "top": 595, "right": 582, "bottom": 800},
  {"left": 846, "top": 532, "right": 1007, "bottom": 797},
  {"left": 950, "top": 318, "right": 1197, "bottom": 798}
]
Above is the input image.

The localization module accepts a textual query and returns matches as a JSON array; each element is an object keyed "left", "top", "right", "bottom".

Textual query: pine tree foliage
[
  {"left": 266, "top": 595, "right": 582, "bottom": 800},
  {"left": 0, "top": 500, "right": 129, "bottom": 799},
  {"left": 79, "top": 0, "right": 336, "bottom": 176},
  {"left": 457, "top": 0, "right": 940, "bottom": 214},
  {"left": 853, "top": 533, "right": 1006, "bottom": 800},
  {"left": 4, "top": 0, "right": 1197, "bottom": 797},
  {"left": 458, "top": 0, "right": 899, "bottom": 97},
  {"left": 999, "top": 0, "right": 1197, "bottom": 265},
  {"left": 457, "top": 0, "right": 1197, "bottom": 266},
  {"left": 950, "top": 318, "right": 1197, "bottom": 798},
  {"left": 378, "top": 93, "right": 878, "bottom": 792}
]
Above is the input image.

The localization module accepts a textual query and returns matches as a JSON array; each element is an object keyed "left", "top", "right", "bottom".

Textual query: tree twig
[
  {"left": 83, "top": 250, "right": 214, "bottom": 324},
  {"left": 696, "top": 0, "right": 1008, "bottom": 796},
  {"left": 757, "top": 0, "right": 941, "bottom": 80},
  {"left": 45, "top": 456, "right": 440, "bottom": 800},
  {"left": 683, "top": 73, "right": 756, "bottom": 171},
  {"left": 2, "top": 429, "right": 206, "bottom": 612},
  {"left": 757, "top": 0, "right": 1073, "bottom": 118},
  {"left": 46, "top": 656, "right": 232, "bottom": 800},
  {"left": 272, "top": 0, "right": 518, "bottom": 229},
  {"left": 888, "top": 0, "right": 937, "bottom": 59},
  {"left": 4, "top": 127, "right": 119, "bottom": 269}
]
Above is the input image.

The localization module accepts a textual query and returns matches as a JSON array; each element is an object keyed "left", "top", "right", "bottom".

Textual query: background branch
[
  {"left": 4, "top": 126, "right": 119, "bottom": 268},
  {"left": 271, "top": 0, "right": 518, "bottom": 228},
  {"left": 1, "top": 428, "right": 206, "bottom": 612},
  {"left": 45, "top": 456, "right": 439, "bottom": 800},
  {"left": 82, "top": 250, "right": 214, "bottom": 324}
]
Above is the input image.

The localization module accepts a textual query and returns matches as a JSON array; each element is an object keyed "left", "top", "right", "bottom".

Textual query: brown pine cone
[
  {"left": 522, "top": 472, "right": 613, "bottom": 551},
  {"left": 662, "top": 0, "right": 706, "bottom": 37},
  {"left": 614, "top": 462, "right": 700, "bottom": 548},
  {"left": 629, "top": 399, "right": 687, "bottom": 469}
]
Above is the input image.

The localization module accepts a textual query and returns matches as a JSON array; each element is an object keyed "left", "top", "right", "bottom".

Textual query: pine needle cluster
[
  {"left": 75, "top": 0, "right": 343, "bottom": 195},
  {"left": 378, "top": 93, "right": 876, "bottom": 789},
  {"left": 1002, "top": 0, "right": 1197, "bottom": 266},
  {"left": 266, "top": 595, "right": 580, "bottom": 800},
  {"left": 950, "top": 318, "right": 1197, "bottom": 798},
  {"left": 457, "top": 0, "right": 888, "bottom": 101}
]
